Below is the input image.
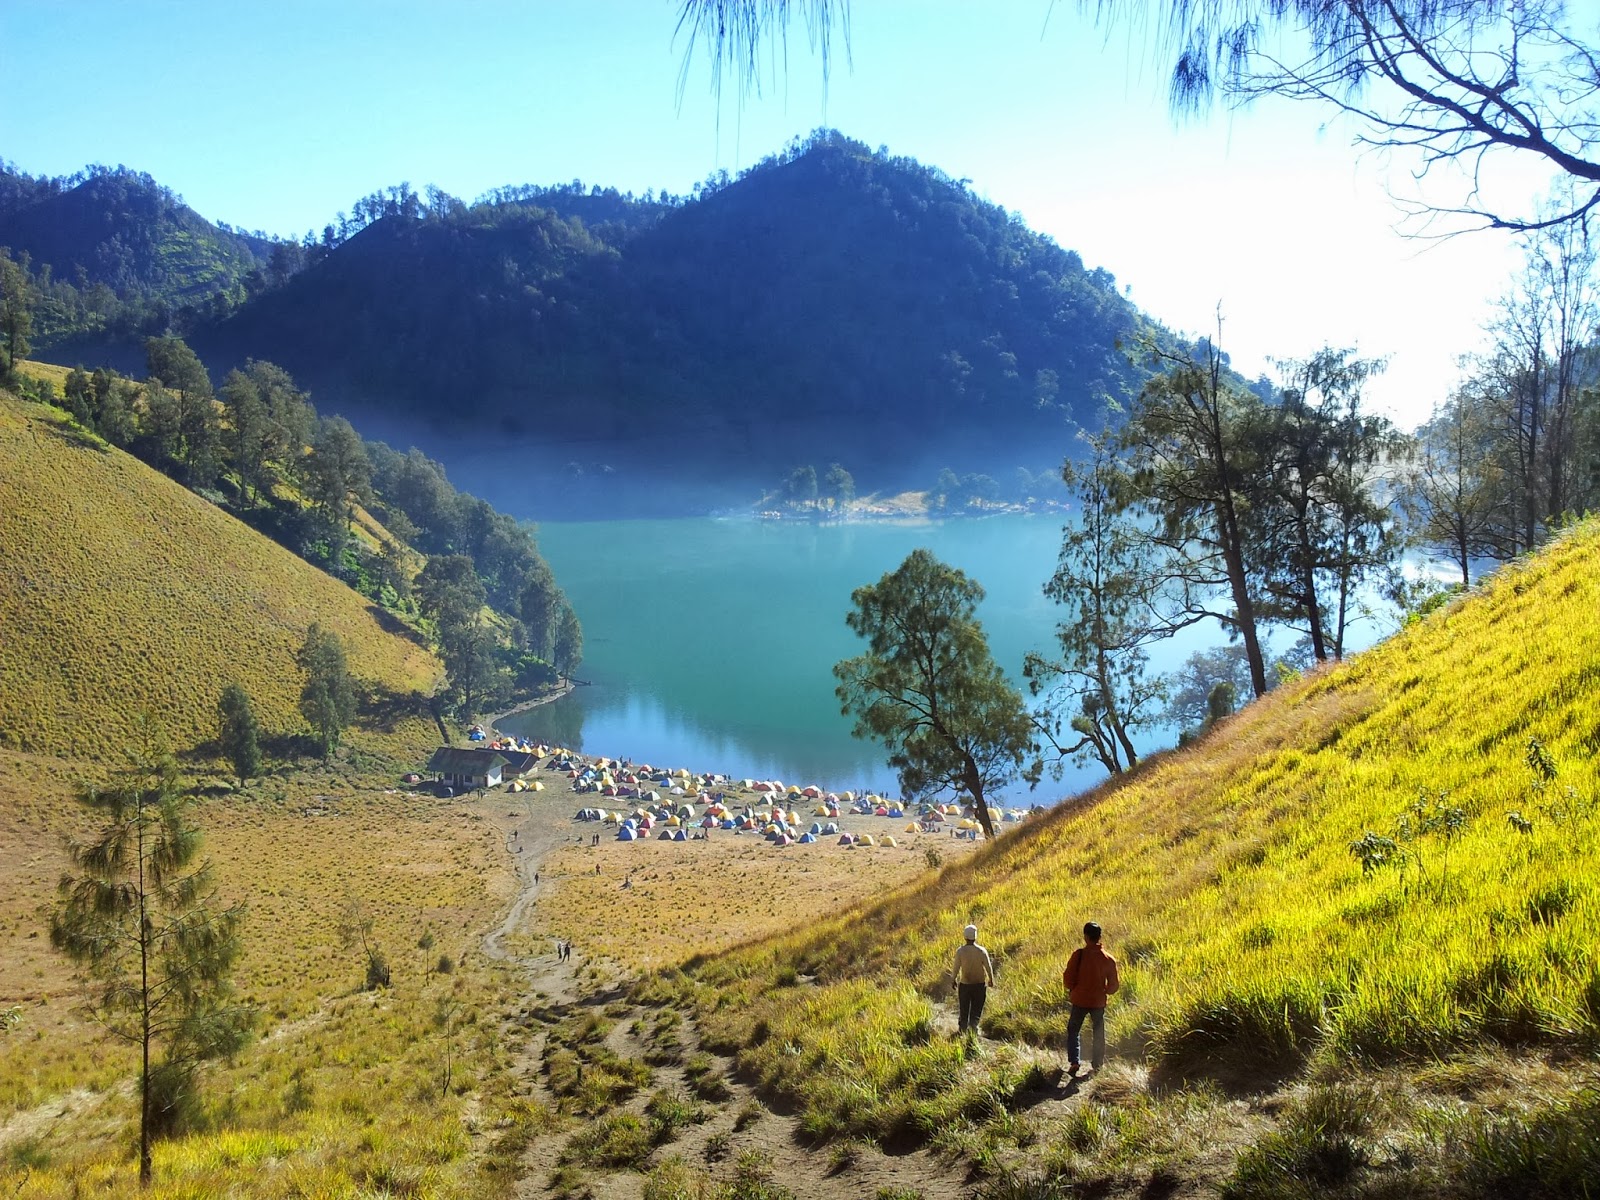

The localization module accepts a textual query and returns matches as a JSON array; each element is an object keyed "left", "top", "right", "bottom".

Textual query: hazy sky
[{"left": 4, "top": 0, "right": 1557, "bottom": 426}]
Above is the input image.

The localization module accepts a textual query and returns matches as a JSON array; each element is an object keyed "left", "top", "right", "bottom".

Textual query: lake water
[{"left": 500, "top": 513, "right": 1229, "bottom": 805}]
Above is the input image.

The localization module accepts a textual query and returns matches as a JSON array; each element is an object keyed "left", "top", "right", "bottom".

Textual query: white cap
[{"left": 963, "top": 924, "right": 978, "bottom": 941}]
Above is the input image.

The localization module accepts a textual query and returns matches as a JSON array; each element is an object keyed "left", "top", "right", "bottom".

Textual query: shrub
[{"left": 645, "top": 1088, "right": 707, "bottom": 1143}]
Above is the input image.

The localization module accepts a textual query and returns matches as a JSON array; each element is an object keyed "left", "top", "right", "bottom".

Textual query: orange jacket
[{"left": 1063, "top": 943, "right": 1120, "bottom": 1008}]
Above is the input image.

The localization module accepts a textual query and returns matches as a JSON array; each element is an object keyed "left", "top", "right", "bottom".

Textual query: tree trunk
[
  {"left": 1216, "top": 497, "right": 1268, "bottom": 698},
  {"left": 963, "top": 758, "right": 996, "bottom": 840},
  {"left": 138, "top": 818, "right": 153, "bottom": 1187}
]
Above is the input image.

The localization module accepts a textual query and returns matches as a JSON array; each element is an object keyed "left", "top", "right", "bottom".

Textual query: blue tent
[
  {"left": 617, "top": 827, "right": 637, "bottom": 841},
  {"left": 798, "top": 832, "right": 816, "bottom": 844},
  {"left": 824, "top": 822, "right": 840, "bottom": 835},
  {"left": 809, "top": 822, "right": 823, "bottom": 835},
  {"left": 672, "top": 829, "right": 688, "bottom": 841}
]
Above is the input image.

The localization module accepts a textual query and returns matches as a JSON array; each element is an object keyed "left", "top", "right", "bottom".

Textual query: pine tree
[
  {"left": 50, "top": 717, "right": 254, "bottom": 1186},
  {"left": 217, "top": 682, "right": 262, "bottom": 788}
]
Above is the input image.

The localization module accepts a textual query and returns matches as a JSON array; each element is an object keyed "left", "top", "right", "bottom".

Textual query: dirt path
[{"left": 482, "top": 799, "right": 1056, "bottom": 1200}]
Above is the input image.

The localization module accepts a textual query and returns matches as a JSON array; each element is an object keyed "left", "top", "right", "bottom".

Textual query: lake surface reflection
[{"left": 499, "top": 515, "right": 1323, "bottom": 804}]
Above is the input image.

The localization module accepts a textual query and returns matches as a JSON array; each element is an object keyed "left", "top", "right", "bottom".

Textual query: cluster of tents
[
  {"left": 561, "top": 758, "right": 729, "bottom": 801},
  {"left": 471, "top": 739, "right": 1041, "bottom": 843}
]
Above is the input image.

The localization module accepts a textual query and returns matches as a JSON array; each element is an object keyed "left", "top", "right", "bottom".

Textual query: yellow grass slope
[
  {"left": 0, "top": 390, "right": 441, "bottom": 759},
  {"left": 690, "top": 520, "right": 1600, "bottom": 1134}
]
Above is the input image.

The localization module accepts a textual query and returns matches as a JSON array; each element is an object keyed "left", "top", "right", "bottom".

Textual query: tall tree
[
  {"left": 49, "top": 718, "right": 253, "bottom": 1186},
  {"left": 305, "top": 416, "right": 371, "bottom": 566},
  {"left": 553, "top": 602, "right": 584, "bottom": 680},
  {"left": 417, "top": 554, "right": 486, "bottom": 631},
  {"left": 216, "top": 683, "right": 262, "bottom": 788},
  {"left": 519, "top": 560, "right": 562, "bottom": 661},
  {"left": 833, "top": 549, "right": 1035, "bottom": 839},
  {"left": 1521, "top": 193, "right": 1599, "bottom": 522},
  {"left": 297, "top": 624, "right": 356, "bottom": 757},
  {"left": 244, "top": 359, "right": 316, "bottom": 476},
  {"left": 97, "top": 376, "right": 138, "bottom": 448},
  {"left": 1255, "top": 348, "right": 1403, "bottom": 660},
  {"left": 1402, "top": 388, "right": 1515, "bottom": 585},
  {"left": 144, "top": 336, "right": 220, "bottom": 487},
  {"left": 218, "top": 369, "right": 271, "bottom": 505},
  {"left": 64, "top": 366, "right": 95, "bottom": 427},
  {"left": 439, "top": 615, "right": 504, "bottom": 720},
  {"left": 0, "top": 248, "right": 35, "bottom": 378},
  {"left": 1025, "top": 441, "right": 1167, "bottom": 777},
  {"left": 1118, "top": 333, "right": 1274, "bottom": 697}
]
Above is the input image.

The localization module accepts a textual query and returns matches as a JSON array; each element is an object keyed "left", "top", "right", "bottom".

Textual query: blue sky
[{"left": 4, "top": 0, "right": 1553, "bottom": 426}]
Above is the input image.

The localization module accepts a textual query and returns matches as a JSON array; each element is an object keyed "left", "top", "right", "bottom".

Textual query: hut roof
[{"left": 427, "top": 747, "right": 509, "bottom": 773}]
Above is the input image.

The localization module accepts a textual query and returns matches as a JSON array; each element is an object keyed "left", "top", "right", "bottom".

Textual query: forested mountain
[
  {"left": 26, "top": 133, "right": 1157, "bottom": 513},
  {"left": 197, "top": 134, "right": 1148, "bottom": 505},
  {"left": 0, "top": 163, "right": 274, "bottom": 304}
]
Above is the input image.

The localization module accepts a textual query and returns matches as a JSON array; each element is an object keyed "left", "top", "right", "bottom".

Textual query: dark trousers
[
  {"left": 1067, "top": 1003, "right": 1106, "bottom": 1068},
  {"left": 957, "top": 983, "right": 987, "bottom": 1032}
]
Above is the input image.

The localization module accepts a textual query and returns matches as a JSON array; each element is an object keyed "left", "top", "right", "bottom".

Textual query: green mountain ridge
[
  {"left": 0, "top": 164, "right": 272, "bottom": 302},
  {"left": 31, "top": 133, "right": 1160, "bottom": 515}
]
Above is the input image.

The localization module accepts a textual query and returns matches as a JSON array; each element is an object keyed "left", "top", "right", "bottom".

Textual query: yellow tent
[{"left": 882, "top": 835, "right": 898, "bottom": 847}]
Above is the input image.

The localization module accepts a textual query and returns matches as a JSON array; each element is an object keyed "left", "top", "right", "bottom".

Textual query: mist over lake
[{"left": 499, "top": 514, "right": 1244, "bottom": 804}]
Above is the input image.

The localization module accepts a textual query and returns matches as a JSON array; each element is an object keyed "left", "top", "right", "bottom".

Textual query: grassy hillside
[
  {"left": 0, "top": 388, "right": 441, "bottom": 761},
  {"left": 672, "top": 521, "right": 1600, "bottom": 1190}
]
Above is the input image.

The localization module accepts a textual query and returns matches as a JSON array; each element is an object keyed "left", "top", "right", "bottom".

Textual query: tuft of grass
[
  {"left": 563, "top": 1111, "right": 655, "bottom": 1169},
  {"left": 1224, "top": 1084, "right": 1379, "bottom": 1198},
  {"left": 1448, "top": 1084, "right": 1600, "bottom": 1199}
]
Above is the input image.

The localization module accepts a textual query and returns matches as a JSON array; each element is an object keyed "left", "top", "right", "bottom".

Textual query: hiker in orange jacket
[{"left": 1062, "top": 921, "right": 1119, "bottom": 1075}]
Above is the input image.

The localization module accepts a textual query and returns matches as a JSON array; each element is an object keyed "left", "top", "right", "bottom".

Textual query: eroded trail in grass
[{"left": 488, "top": 804, "right": 1069, "bottom": 1199}]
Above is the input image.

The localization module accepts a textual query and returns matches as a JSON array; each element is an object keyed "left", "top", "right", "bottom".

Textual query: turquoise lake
[{"left": 499, "top": 513, "right": 1242, "bottom": 805}]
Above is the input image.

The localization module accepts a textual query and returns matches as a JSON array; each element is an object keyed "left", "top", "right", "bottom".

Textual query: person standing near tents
[
  {"left": 953, "top": 924, "right": 996, "bottom": 1036},
  {"left": 1063, "top": 921, "right": 1120, "bottom": 1075}
]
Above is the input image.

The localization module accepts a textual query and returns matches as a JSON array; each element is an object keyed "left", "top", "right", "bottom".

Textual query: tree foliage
[
  {"left": 297, "top": 623, "right": 356, "bottom": 757},
  {"left": 1403, "top": 214, "right": 1600, "bottom": 575},
  {"left": 1253, "top": 348, "right": 1403, "bottom": 661},
  {"left": 678, "top": 2, "right": 1600, "bottom": 233},
  {"left": 1117, "top": 333, "right": 1274, "bottom": 698},
  {"left": 834, "top": 549, "right": 1035, "bottom": 838},
  {"left": 49, "top": 718, "right": 253, "bottom": 1185},
  {"left": 0, "top": 247, "right": 34, "bottom": 377},
  {"left": 1026, "top": 440, "right": 1167, "bottom": 777},
  {"left": 216, "top": 682, "right": 262, "bottom": 788}
]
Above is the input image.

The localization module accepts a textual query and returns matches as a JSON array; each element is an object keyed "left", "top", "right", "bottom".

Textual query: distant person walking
[
  {"left": 1063, "top": 921, "right": 1120, "bottom": 1075},
  {"left": 953, "top": 924, "right": 996, "bottom": 1035}
]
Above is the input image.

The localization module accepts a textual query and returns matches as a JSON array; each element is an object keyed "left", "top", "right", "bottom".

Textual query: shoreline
[{"left": 480, "top": 680, "right": 576, "bottom": 739}]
